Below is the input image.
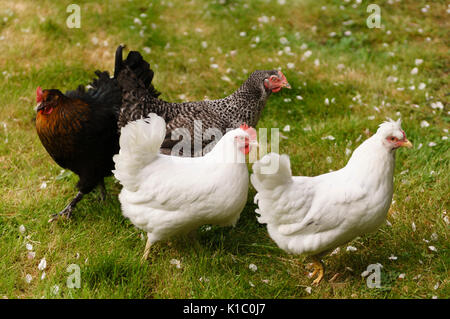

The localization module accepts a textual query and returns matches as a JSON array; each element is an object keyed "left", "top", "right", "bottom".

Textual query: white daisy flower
[
  {"left": 170, "top": 259, "right": 182, "bottom": 268},
  {"left": 321, "top": 135, "right": 335, "bottom": 141},
  {"left": 51, "top": 285, "right": 60, "bottom": 295},
  {"left": 25, "top": 274, "right": 32, "bottom": 283},
  {"left": 428, "top": 246, "right": 437, "bottom": 252},
  {"left": 302, "top": 50, "right": 312, "bottom": 60},
  {"left": 430, "top": 102, "right": 443, "bottom": 110},
  {"left": 388, "top": 255, "right": 398, "bottom": 260},
  {"left": 38, "top": 258, "right": 47, "bottom": 271},
  {"left": 279, "top": 37, "right": 288, "bottom": 45},
  {"left": 420, "top": 120, "right": 430, "bottom": 128}
]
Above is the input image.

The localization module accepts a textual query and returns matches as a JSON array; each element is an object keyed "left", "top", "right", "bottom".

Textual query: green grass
[{"left": 0, "top": 0, "right": 448, "bottom": 299}]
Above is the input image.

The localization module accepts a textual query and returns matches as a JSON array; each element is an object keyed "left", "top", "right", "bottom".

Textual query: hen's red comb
[
  {"left": 240, "top": 123, "right": 249, "bottom": 131},
  {"left": 240, "top": 123, "right": 257, "bottom": 141},
  {"left": 277, "top": 71, "right": 287, "bottom": 83},
  {"left": 36, "top": 86, "right": 43, "bottom": 103}
]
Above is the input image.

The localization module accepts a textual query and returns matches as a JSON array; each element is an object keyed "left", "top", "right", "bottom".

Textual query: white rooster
[
  {"left": 251, "top": 119, "right": 412, "bottom": 285},
  {"left": 113, "top": 113, "right": 257, "bottom": 260}
]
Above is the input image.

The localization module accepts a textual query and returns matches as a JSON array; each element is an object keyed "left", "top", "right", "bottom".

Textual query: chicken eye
[{"left": 47, "top": 94, "right": 59, "bottom": 102}]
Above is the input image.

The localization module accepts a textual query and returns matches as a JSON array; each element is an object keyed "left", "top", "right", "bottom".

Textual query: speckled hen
[{"left": 116, "top": 46, "right": 290, "bottom": 156}]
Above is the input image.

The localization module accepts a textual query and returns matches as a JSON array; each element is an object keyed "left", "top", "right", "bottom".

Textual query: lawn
[{"left": 0, "top": 0, "right": 448, "bottom": 299}]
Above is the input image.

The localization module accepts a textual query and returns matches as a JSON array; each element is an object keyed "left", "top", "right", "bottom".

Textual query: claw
[
  {"left": 48, "top": 206, "right": 73, "bottom": 222},
  {"left": 48, "top": 191, "right": 84, "bottom": 223},
  {"left": 310, "top": 257, "right": 325, "bottom": 286}
]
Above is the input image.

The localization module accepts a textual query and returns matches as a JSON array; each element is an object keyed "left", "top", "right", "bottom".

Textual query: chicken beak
[
  {"left": 35, "top": 103, "right": 44, "bottom": 112},
  {"left": 282, "top": 81, "right": 291, "bottom": 89},
  {"left": 400, "top": 139, "right": 413, "bottom": 149}
]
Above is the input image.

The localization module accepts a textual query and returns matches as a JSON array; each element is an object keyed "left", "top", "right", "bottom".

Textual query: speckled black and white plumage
[{"left": 115, "top": 47, "right": 280, "bottom": 156}]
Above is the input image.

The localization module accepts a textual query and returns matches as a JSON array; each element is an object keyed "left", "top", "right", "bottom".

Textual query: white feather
[
  {"left": 113, "top": 114, "right": 251, "bottom": 245},
  {"left": 251, "top": 121, "right": 407, "bottom": 256}
]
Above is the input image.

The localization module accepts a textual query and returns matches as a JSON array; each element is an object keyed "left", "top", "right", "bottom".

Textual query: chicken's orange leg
[{"left": 310, "top": 256, "right": 325, "bottom": 286}]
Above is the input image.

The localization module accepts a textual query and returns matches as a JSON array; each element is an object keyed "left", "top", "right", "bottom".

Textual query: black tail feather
[
  {"left": 114, "top": 44, "right": 125, "bottom": 79},
  {"left": 114, "top": 45, "right": 160, "bottom": 98}
]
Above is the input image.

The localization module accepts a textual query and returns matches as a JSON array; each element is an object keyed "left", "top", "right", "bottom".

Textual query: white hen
[
  {"left": 113, "top": 113, "right": 256, "bottom": 260},
  {"left": 251, "top": 119, "right": 412, "bottom": 285}
]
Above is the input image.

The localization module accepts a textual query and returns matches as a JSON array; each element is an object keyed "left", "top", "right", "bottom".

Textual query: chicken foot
[
  {"left": 310, "top": 256, "right": 325, "bottom": 286},
  {"left": 48, "top": 191, "right": 84, "bottom": 222}
]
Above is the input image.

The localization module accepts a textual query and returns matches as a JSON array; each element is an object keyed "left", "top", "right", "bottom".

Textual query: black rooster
[{"left": 35, "top": 46, "right": 158, "bottom": 221}]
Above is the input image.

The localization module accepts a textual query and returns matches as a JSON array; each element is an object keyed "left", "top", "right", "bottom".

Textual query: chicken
[
  {"left": 35, "top": 46, "right": 156, "bottom": 221},
  {"left": 250, "top": 119, "right": 412, "bottom": 285},
  {"left": 112, "top": 114, "right": 257, "bottom": 260},
  {"left": 116, "top": 49, "right": 290, "bottom": 156}
]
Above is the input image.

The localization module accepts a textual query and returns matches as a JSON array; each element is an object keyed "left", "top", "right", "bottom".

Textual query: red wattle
[
  {"left": 42, "top": 106, "right": 53, "bottom": 115},
  {"left": 271, "top": 87, "right": 281, "bottom": 93},
  {"left": 239, "top": 143, "right": 250, "bottom": 155}
]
